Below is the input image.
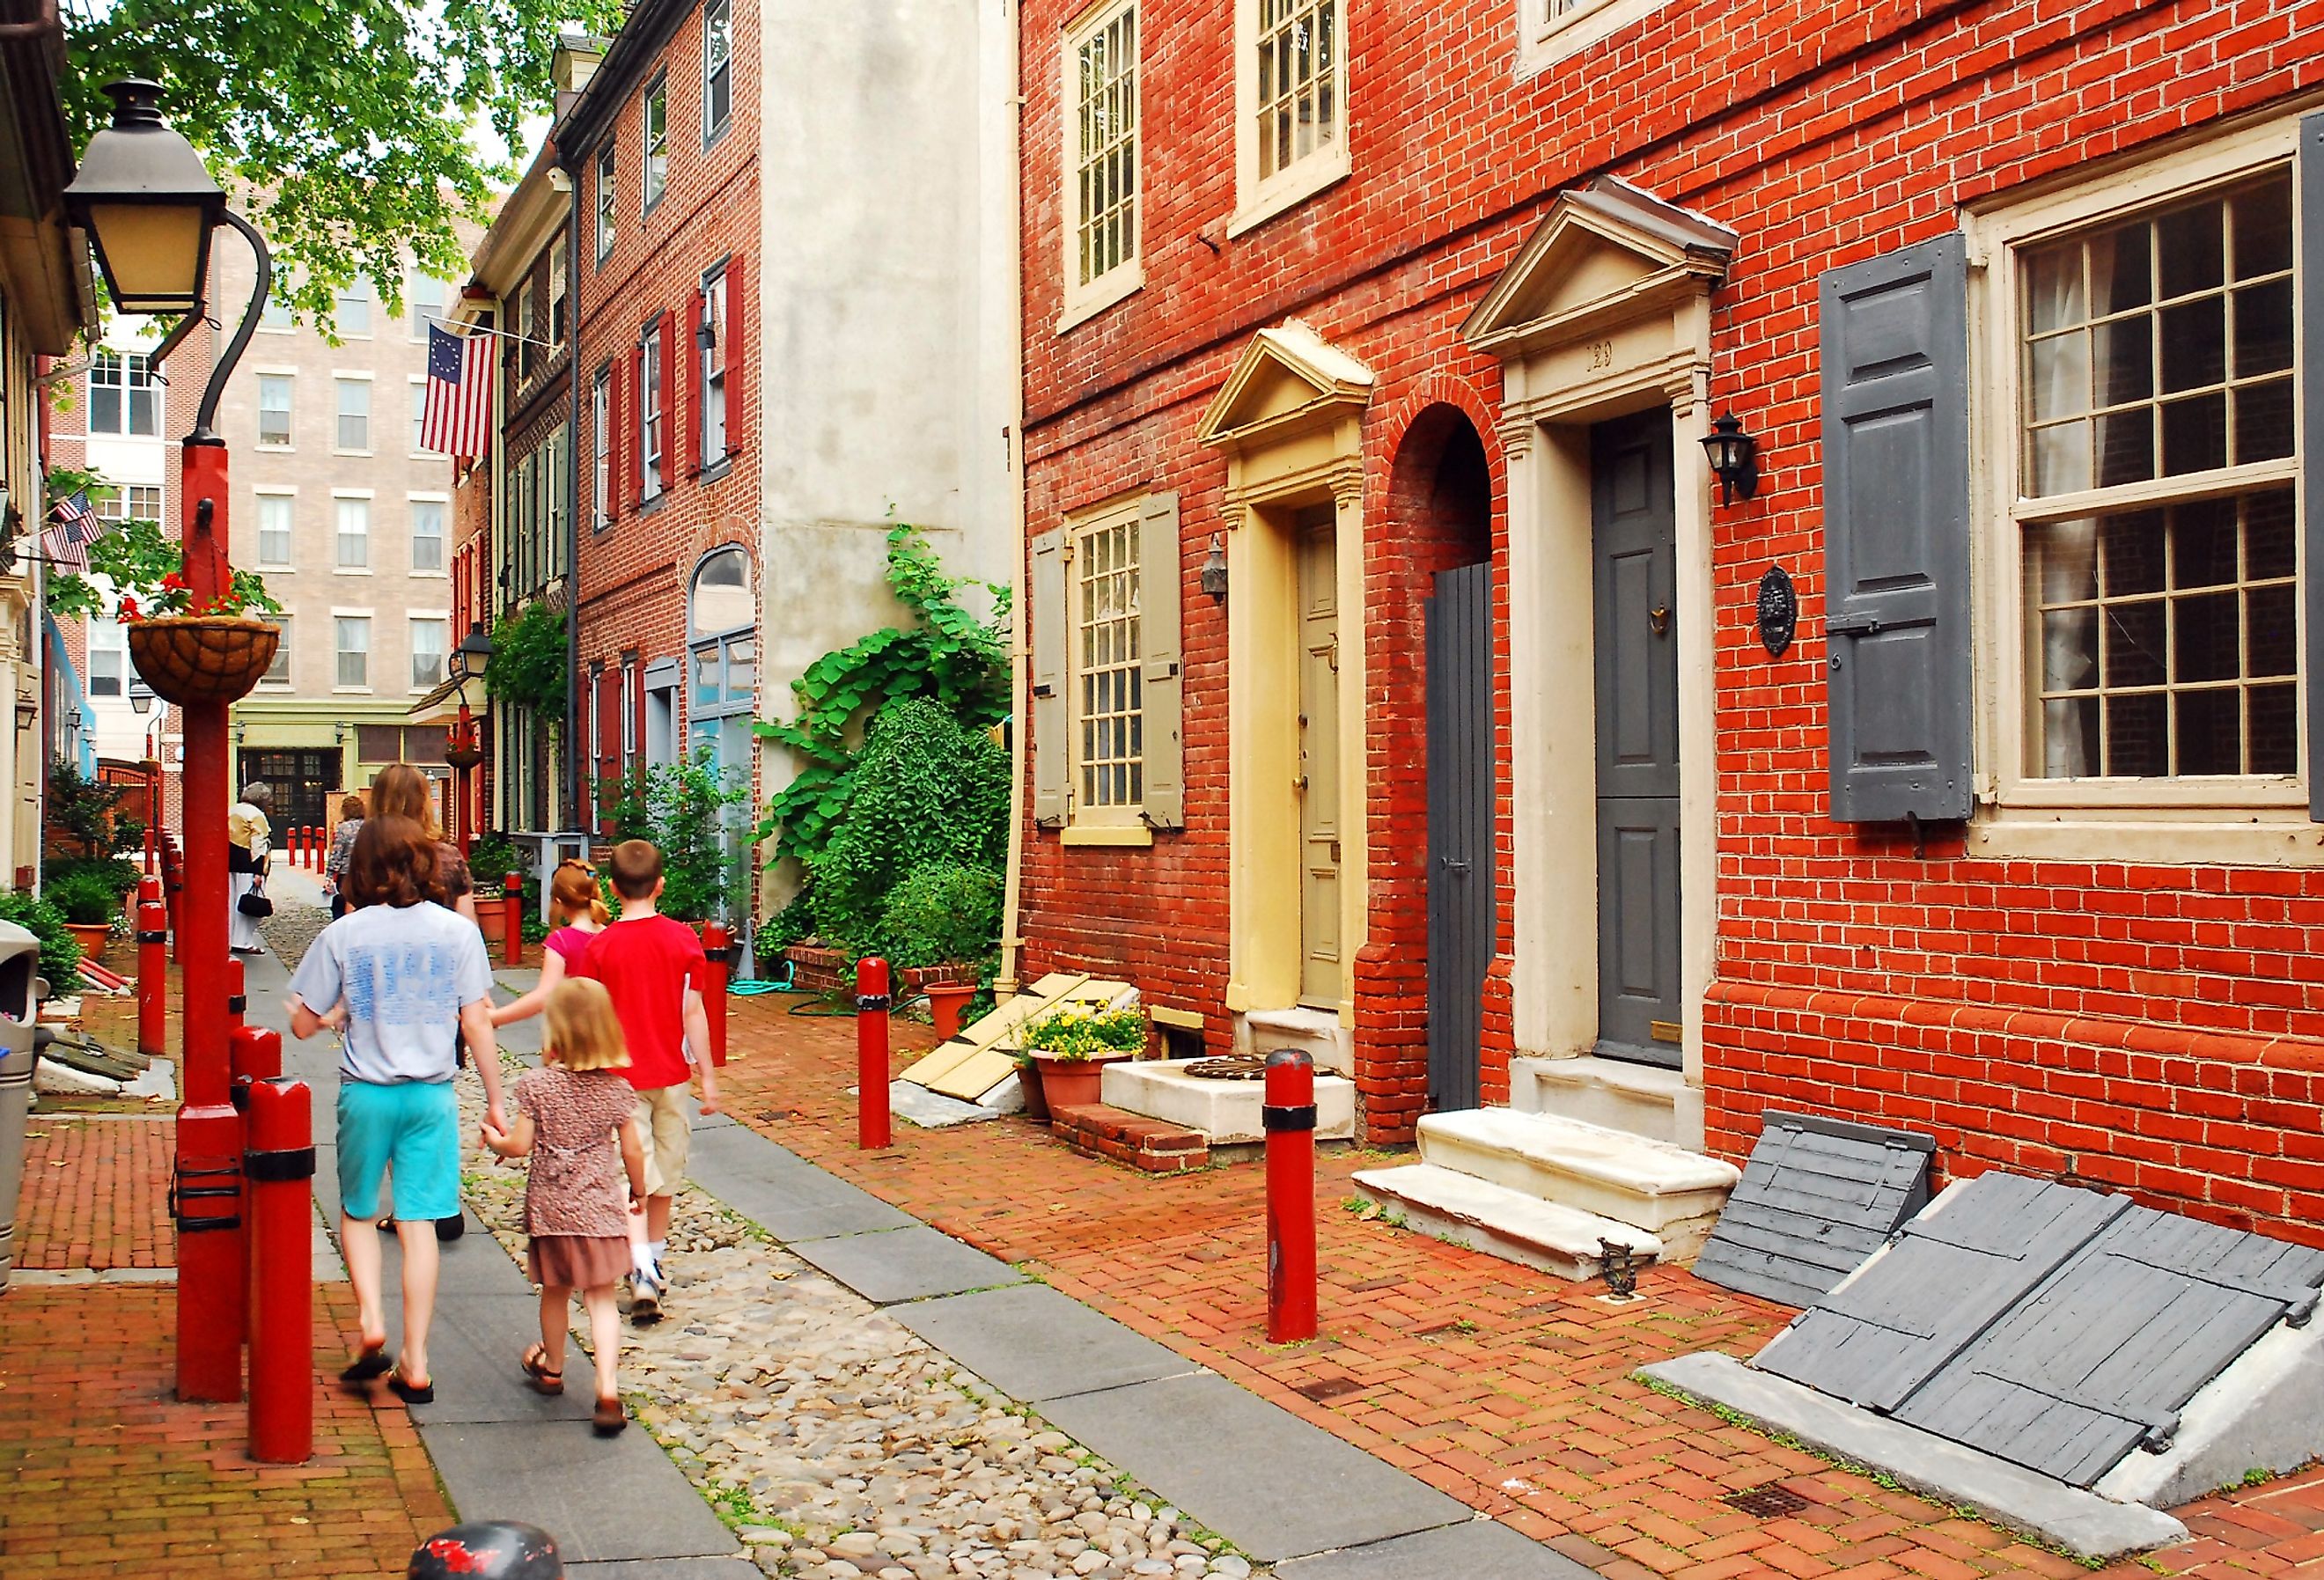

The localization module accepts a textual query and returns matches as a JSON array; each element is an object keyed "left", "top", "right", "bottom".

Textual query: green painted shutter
[
  {"left": 1139, "top": 491, "right": 1186, "bottom": 830},
  {"left": 2301, "top": 114, "right": 2324, "bottom": 819},
  {"left": 1031, "top": 527, "right": 1069, "bottom": 827}
]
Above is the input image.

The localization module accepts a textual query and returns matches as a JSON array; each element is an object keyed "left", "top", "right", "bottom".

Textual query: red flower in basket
[{"left": 115, "top": 596, "right": 141, "bottom": 622}]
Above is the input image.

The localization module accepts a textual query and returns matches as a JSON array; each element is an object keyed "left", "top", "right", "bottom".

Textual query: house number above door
[{"left": 1756, "top": 564, "right": 1797, "bottom": 658}]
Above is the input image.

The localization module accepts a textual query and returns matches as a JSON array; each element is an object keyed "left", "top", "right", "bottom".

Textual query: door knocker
[{"left": 1648, "top": 604, "right": 1671, "bottom": 637}]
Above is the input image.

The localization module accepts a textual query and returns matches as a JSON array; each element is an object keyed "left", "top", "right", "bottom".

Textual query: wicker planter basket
[
  {"left": 127, "top": 617, "right": 280, "bottom": 705},
  {"left": 443, "top": 740, "right": 485, "bottom": 771}
]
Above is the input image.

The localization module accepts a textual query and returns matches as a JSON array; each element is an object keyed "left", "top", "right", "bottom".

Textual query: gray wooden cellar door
[
  {"left": 1592, "top": 412, "right": 1682, "bottom": 1069},
  {"left": 1425, "top": 561, "right": 1495, "bottom": 1112}
]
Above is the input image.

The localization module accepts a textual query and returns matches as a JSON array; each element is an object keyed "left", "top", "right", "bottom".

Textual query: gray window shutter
[
  {"left": 1820, "top": 231, "right": 1973, "bottom": 824},
  {"left": 1031, "top": 526, "right": 1069, "bottom": 827},
  {"left": 1139, "top": 491, "right": 1186, "bottom": 830},
  {"left": 2303, "top": 113, "right": 2324, "bottom": 820}
]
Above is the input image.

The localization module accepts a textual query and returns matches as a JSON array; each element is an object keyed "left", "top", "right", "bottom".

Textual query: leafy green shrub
[
  {"left": 46, "top": 757, "right": 137, "bottom": 857},
  {"left": 465, "top": 833, "right": 525, "bottom": 889},
  {"left": 0, "top": 891, "right": 82, "bottom": 995},
  {"left": 45, "top": 869, "right": 120, "bottom": 927},
  {"left": 761, "top": 891, "right": 816, "bottom": 952},
  {"left": 485, "top": 599, "right": 570, "bottom": 717},
  {"left": 872, "top": 862, "right": 1002, "bottom": 970},
  {"left": 807, "top": 698, "right": 1007, "bottom": 949},
  {"left": 642, "top": 756, "right": 753, "bottom": 921},
  {"left": 47, "top": 856, "right": 143, "bottom": 899}
]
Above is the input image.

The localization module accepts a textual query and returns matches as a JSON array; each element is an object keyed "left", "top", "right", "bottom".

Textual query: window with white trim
[
  {"left": 703, "top": 0, "right": 732, "bottom": 142},
  {"left": 410, "top": 618, "right": 447, "bottom": 690},
  {"left": 410, "top": 499, "right": 445, "bottom": 573},
  {"left": 699, "top": 270, "right": 727, "bottom": 464},
  {"left": 591, "top": 364, "right": 612, "bottom": 527},
  {"left": 1233, "top": 0, "right": 1347, "bottom": 231},
  {"left": 256, "top": 495, "right": 294, "bottom": 568},
  {"left": 1071, "top": 506, "right": 1144, "bottom": 819},
  {"left": 335, "top": 616, "right": 371, "bottom": 689},
  {"left": 410, "top": 379, "right": 434, "bottom": 454},
  {"left": 261, "top": 616, "right": 291, "bottom": 687},
  {"left": 549, "top": 244, "right": 569, "bottom": 346},
  {"left": 640, "top": 323, "right": 665, "bottom": 500},
  {"left": 336, "top": 496, "right": 370, "bottom": 569},
  {"left": 87, "top": 615, "right": 126, "bottom": 698},
  {"left": 595, "top": 143, "right": 617, "bottom": 264},
  {"left": 643, "top": 74, "right": 668, "bottom": 212},
  {"left": 408, "top": 273, "right": 449, "bottom": 340},
  {"left": 1064, "top": 2, "right": 1139, "bottom": 316},
  {"left": 336, "top": 276, "right": 372, "bottom": 336},
  {"left": 2010, "top": 166, "right": 2297, "bottom": 786},
  {"left": 335, "top": 378, "right": 369, "bottom": 451},
  {"left": 257, "top": 374, "right": 292, "bottom": 446},
  {"left": 88, "top": 350, "right": 158, "bottom": 436},
  {"left": 1520, "top": 0, "right": 1676, "bottom": 74},
  {"left": 98, "top": 485, "right": 161, "bottom": 524}
]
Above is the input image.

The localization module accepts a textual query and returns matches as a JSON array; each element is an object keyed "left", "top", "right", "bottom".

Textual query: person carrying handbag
[{"left": 228, "top": 782, "right": 274, "bottom": 953}]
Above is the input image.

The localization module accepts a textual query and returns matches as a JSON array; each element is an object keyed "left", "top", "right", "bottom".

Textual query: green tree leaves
[{"left": 485, "top": 599, "right": 569, "bottom": 716}]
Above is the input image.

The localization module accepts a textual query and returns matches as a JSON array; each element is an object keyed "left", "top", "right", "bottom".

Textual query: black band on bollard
[
  {"left": 170, "top": 1161, "right": 245, "bottom": 1229},
  {"left": 244, "top": 1146, "right": 317, "bottom": 1183},
  {"left": 227, "top": 994, "right": 247, "bottom": 1015},
  {"left": 1262, "top": 1104, "right": 1318, "bottom": 1133},
  {"left": 136, "top": 929, "right": 167, "bottom": 944},
  {"left": 856, "top": 993, "right": 893, "bottom": 1011}
]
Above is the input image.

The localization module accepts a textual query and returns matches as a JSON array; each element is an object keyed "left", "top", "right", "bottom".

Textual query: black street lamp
[{"left": 60, "top": 81, "right": 224, "bottom": 315}]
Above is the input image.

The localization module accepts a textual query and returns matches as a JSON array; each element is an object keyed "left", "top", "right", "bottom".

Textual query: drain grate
[
  {"left": 1724, "top": 1482, "right": 1812, "bottom": 1519},
  {"left": 1291, "top": 1376, "right": 1364, "bottom": 1403}
]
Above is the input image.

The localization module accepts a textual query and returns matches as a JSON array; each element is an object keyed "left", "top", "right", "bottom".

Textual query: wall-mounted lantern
[
  {"left": 1700, "top": 411, "right": 1761, "bottom": 505},
  {"left": 1200, "top": 533, "right": 1229, "bottom": 601}
]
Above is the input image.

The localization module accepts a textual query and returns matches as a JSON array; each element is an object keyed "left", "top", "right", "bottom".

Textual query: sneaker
[{"left": 629, "top": 1268, "right": 662, "bottom": 1326}]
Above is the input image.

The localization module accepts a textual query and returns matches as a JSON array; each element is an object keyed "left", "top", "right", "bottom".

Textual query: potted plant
[
  {"left": 1019, "top": 1002, "right": 1148, "bottom": 1112},
  {"left": 465, "top": 833, "right": 526, "bottom": 957},
  {"left": 47, "top": 868, "right": 120, "bottom": 960}
]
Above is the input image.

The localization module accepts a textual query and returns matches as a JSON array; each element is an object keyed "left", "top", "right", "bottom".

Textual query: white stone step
[
  {"left": 1418, "top": 1108, "right": 1739, "bottom": 1260},
  {"left": 1514, "top": 1055, "right": 1699, "bottom": 1146},
  {"left": 1239, "top": 1005, "right": 1351, "bottom": 1075},
  {"left": 1101, "top": 1057, "right": 1356, "bottom": 1145},
  {"left": 1353, "top": 1164, "right": 1662, "bottom": 1282}
]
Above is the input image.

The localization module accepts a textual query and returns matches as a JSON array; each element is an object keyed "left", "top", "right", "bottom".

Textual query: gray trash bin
[{"left": 0, "top": 919, "right": 47, "bottom": 1293}]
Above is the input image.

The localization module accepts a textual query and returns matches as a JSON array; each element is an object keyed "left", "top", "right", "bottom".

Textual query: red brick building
[{"left": 1011, "top": 0, "right": 2324, "bottom": 1243}]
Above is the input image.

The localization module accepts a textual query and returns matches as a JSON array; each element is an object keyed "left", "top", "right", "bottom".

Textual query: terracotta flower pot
[
  {"left": 127, "top": 616, "right": 280, "bottom": 705},
  {"left": 64, "top": 922, "right": 112, "bottom": 960},
  {"left": 924, "top": 981, "right": 978, "bottom": 1041},
  {"left": 1032, "top": 1053, "right": 1131, "bottom": 1112},
  {"left": 1014, "top": 1062, "right": 1051, "bottom": 1122}
]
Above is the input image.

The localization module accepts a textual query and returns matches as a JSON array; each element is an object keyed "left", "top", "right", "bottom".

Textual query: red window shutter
[
  {"left": 632, "top": 339, "right": 648, "bottom": 504},
  {"left": 683, "top": 294, "right": 703, "bottom": 475},
  {"left": 658, "top": 313, "right": 678, "bottom": 485},
  {"left": 595, "top": 672, "right": 621, "bottom": 834},
  {"left": 723, "top": 259, "right": 743, "bottom": 454},
  {"left": 607, "top": 361, "right": 627, "bottom": 520},
  {"left": 632, "top": 666, "right": 646, "bottom": 767}
]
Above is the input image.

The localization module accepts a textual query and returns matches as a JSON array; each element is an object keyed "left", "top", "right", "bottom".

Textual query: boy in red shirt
[{"left": 570, "top": 839, "right": 720, "bottom": 1323}]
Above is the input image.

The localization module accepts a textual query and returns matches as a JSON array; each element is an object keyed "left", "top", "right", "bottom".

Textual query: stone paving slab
[
  {"left": 790, "top": 1223, "right": 1026, "bottom": 1305},
  {"left": 408, "top": 1292, "right": 598, "bottom": 1427},
  {"left": 688, "top": 1121, "right": 916, "bottom": 1239},
  {"left": 418, "top": 1418, "right": 740, "bottom": 1564},
  {"left": 1034, "top": 1372, "right": 1474, "bottom": 1563},
  {"left": 1273, "top": 1520, "right": 1601, "bottom": 1578},
  {"left": 894, "top": 1282, "right": 1200, "bottom": 1400}
]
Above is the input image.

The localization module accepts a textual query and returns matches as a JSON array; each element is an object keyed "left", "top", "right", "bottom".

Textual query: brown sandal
[
  {"left": 521, "top": 1343, "right": 563, "bottom": 1396},
  {"left": 592, "top": 1396, "right": 627, "bottom": 1437}
]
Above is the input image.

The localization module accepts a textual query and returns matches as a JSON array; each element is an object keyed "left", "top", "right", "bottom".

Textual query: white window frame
[
  {"left": 86, "top": 614, "right": 127, "bottom": 699},
  {"left": 1059, "top": 0, "right": 1144, "bottom": 329},
  {"left": 548, "top": 244, "right": 569, "bottom": 347},
  {"left": 595, "top": 143, "right": 617, "bottom": 264},
  {"left": 260, "top": 614, "right": 292, "bottom": 688},
  {"left": 642, "top": 73, "right": 669, "bottom": 214},
  {"left": 254, "top": 370, "right": 294, "bottom": 448},
  {"left": 702, "top": 0, "right": 733, "bottom": 144},
  {"left": 1065, "top": 496, "right": 1147, "bottom": 828},
  {"left": 408, "top": 376, "right": 437, "bottom": 456},
  {"left": 334, "top": 491, "right": 372, "bottom": 572},
  {"left": 1518, "top": 0, "right": 1677, "bottom": 77},
  {"left": 640, "top": 322, "right": 666, "bottom": 500},
  {"left": 408, "top": 614, "right": 450, "bottom": 693},
  {"left": 408, "top": 272, "right": 449, "bottom": 341},
  {"left": 1966, "top": 114, "right": 2313, "bottom": 865},
  {"left": 88, "top": 349, "right": 160, "bottom": 437},
  {"left": 591, "top": 364, "right": 613, "bottom": 529},
  {"left": 334, "top": 373, "right": 372, "bottom": 453},
  {"left": 699, "top": 269, "right": 727, "bottom": 465},
  {"left": 1229, "top": 0, "right": 1350, "bottom": 239},
  {"left": 254, "top": 486, "right": 296, "bottom": 570},
  {"left": 333, "top": 611, "right": 373, "bottom": 692},
  {"left": 409, "top": 495, "right": 448, "bottom": 576},
  {"left": 335, "top": 276, "right": 372, "bottom": 337}
]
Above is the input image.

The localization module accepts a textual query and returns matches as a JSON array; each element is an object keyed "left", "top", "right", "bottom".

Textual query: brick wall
[{"left": 1016, "top": 0, "right": 2324, "bottom": 1215}]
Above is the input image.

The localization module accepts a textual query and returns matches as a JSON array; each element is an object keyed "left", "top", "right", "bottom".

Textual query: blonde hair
[
  {"left": 551, "top": 859, "right": 610, "bottom": 927},
  {"left": 544, "top": 978, "right": 629, "bottom": 1072},
  {"left": 370, "top": 762, "right": 443, "bottom": 841}
]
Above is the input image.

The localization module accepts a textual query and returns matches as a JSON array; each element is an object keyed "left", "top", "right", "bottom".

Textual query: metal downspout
[
  {"left": 994, "top": 0, "right": 1027, "bottom": 996},
  {"left": 565, "top": 183, "right": 584, "bottom": 832}
]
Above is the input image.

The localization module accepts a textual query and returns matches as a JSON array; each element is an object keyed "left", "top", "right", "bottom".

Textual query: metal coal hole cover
[
  {"left": 1292, "top": 1376, "right": 1364, "bottom": 1403},
  {"left": 1724, "top": 1482, "right": 1812, "bottom": 1519},
  {"left": 1183, "top": 1055, "right": 1269, "bottom": 1081}
]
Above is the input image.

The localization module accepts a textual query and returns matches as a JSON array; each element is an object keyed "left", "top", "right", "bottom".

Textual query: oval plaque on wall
[{"left": 1756, "top": 565, "right": 1798, "bottom": 658}]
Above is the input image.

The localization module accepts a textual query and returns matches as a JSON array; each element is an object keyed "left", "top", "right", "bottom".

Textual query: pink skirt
[{"left": 527, "top": 1234, "right": 631, "bottom": 1290}]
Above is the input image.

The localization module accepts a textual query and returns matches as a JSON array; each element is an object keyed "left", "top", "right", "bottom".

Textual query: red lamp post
[{"left": 66, "top": 79, "right": 275, "bottom": 1405}]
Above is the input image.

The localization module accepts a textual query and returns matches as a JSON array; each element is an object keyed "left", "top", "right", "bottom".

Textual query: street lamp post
[
  {"left": 129, "top": 683, "right": 158, "bottom": 876},
  {"left": 66, "top": 79, "right": 271, "bottom": 1404},
  {"left": 445, "top": 622, "right": 493, "bottom": 855}
]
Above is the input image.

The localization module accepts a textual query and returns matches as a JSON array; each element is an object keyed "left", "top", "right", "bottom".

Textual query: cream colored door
[{"left": 1296, "top": 509, "right": 1342, "bottom": 1008}]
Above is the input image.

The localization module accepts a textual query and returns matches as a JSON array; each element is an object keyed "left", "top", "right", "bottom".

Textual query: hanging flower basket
[
  {"left": 444, "top": 739, "right": 486, "bottom": 771},
  {"left": 127, "top": 616, "right": 281, "bottom": 706}
]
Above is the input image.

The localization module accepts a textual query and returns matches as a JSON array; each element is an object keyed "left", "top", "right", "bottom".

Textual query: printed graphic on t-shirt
[{"left": 342, "top": 942, "right": 471, "bottom": 1026}]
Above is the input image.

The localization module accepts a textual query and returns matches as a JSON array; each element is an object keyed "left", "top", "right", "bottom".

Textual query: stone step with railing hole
[
  {"left": 1353, "top": 1163, "right": 1663, "bottom": 1282},
  {"left": 1418, "top": 1108, "right": 1739, "bottom": 1260}
]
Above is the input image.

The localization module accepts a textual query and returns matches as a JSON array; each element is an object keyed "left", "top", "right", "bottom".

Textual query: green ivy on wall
[{"left": 486, "top": 600, "right": 570, "bottom": 717}]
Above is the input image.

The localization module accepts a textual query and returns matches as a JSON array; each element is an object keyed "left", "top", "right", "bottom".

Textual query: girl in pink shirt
[{"left": 491, "top": 860, "right": 608, "bottom": 1029}]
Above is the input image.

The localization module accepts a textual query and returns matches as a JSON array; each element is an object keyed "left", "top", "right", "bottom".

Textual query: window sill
[
  {"left": 1227, "top": 157, "right": 1350, "bottom": 240},
  {"left": 333, "top": 567, "right": 373, "bottom": 576},
  {"left": 331, "top": 687, "right": 372, "bottom": 695},
  {"left": 1968, "top": 805, "right": 2324, "bottom": 867},
  {"left": 698, "top": 455, "right": 734, "bottom": 486},
  {"left": 638, "top": 492, "right": 670, "bottom": 518},
  {"left": 1519, "top": 0, "right": 1674, "bottom": 75},
  {"left": 408, "top": 570, "right": 450, "bottom": 580},
  {"left": 1061, "top": 824, "right": 1153, "bottom": 848},
  {"left": 256, "top": 442, "right": 294, "bottom": 453},
  {"left": 333, "top": 448, "right": 374, "bottom": 459},
  {"left": 1057, "top": 264, "right": 1144, "bottom": 334}
]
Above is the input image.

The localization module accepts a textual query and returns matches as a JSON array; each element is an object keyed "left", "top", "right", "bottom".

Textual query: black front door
[
  {"left": 1592, "top": 412, "right": 1681, "bottom": 1068},
  {"left": 1425, "top": 561, "right": 1495, "bottom": 1112},
  {"left": 238, "top": 749, "right": 339, "bottom": 836}
]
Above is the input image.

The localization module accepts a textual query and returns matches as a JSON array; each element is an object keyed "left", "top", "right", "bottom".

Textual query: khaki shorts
[{"left": 633, "top": 1085, "right": 692, "bottom": 1197}]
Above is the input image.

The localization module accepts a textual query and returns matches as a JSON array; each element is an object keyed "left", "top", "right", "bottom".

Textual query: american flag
[
  {"left": 44, "top": 490, "right": 98, "bottom": 574},
  {"left": 421, "top": 322, "right": 491, "bottom": 459}
]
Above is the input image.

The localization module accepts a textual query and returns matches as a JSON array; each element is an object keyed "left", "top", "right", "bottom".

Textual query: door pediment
[
  {"left": 1461, "top": 178, "right": 1737, "bottom": 361},
  {"left": 1197, "top": 319, "right": 1374, "bottom": 452}
]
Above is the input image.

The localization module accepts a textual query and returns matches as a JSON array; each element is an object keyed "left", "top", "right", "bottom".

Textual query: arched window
[{"left": 687, "top": 547, "right": 755, "bottom": 775}]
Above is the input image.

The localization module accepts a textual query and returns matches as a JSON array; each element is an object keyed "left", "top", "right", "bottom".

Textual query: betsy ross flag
[
  {"left": 421, "top": 322, "right": 491, "bottom": 459},
  {"left": 44, "top": 490, "right": 99, "bottom": 574}
]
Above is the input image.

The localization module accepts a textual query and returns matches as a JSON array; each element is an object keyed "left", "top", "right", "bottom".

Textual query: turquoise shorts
[{"left": 335, "top": 1080, "right": 460, "bottom": 1223}]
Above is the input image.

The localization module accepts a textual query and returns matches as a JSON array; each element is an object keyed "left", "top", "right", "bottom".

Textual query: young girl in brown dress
[{"left": 479, "top": 977, "right": 646, "bottom": 1435}]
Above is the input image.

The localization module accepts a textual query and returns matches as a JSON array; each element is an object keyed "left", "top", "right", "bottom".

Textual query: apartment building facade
[{"left": 1011, "top": 0, "right": 2324, "bottom": 1244}]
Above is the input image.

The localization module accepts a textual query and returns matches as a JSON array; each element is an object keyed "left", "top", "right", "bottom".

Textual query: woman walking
[
  {"left": 227, "top": 782, "right": 273, "bottom": 953},
  {"left": 369, "top": 763, "right": 475, "bottom": 922},
  {"left": 288, "top": 815, "right": 503, "bottom": 1405},
  {"left": 322, "top": 794, "right": 366, "bottom": 921}
]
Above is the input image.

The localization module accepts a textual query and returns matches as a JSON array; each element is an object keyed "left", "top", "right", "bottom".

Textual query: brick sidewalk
[
  {"left": 15, "top": 1115, "right": 175, "bottom": 1268},
  {"left": 714, "top": 992, "right": 2324, "bottom": 1580}
]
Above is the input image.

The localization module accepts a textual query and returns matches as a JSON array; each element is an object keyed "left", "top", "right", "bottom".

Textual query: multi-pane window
[
  {"left": 335, "top": 617, "right": 371, "bottom": 688},
  {"left": 516, "top": 274, "right": 538, "bottom": 384},
  {"left": 260, "top": 280, "right": 294, "bottom": 330},
  {"left": 1074, "top": 512, "right": 1144, "bottom": 814},
  {"left": 99, "top": 485, "right": 161, "bottom": 524},
  {"left": 87, "top": 617, "right": 126, "bottom": 698},
  {"left": 257, "top": 374, "right": 292, "bottom": 445},
  {"left": 410, "top": 380, "right": 432, "bottom": 453},
  {"left": 549, "top": 245, "right": 569, "bottom": 345},
  {"left": 1071, "top": 5, "right": 1139, "bottom": 291},
  {"left": 640, "top": 324, "right": 665, "bottom": 499},
  {"left": 595, "top": 143, "right": 617, "bottom": 263},
  {"left": 261, "top": 617, "right": 291, "bottom": 687},
  {"left": 408, "top": 273, "right": 448, "bottom": 339},
  {"left": 703, "top": 0, "right": 732, "bottom": 140},
  {"left": 410, "top": 618, "right": 447, "bottom": 690},
  {"left": 2017, "top": 168, "right": 2298, "bottom": 783},
  {"left": 643, "top": 75, "right": 669, "bottom": 212},
  {"left": 335, "top": 378, "right": 369, "bottom": 450},
  {"left": 591, "top": 366, "right": 612, "bottom": 527},
  {"left": 1254, "top": 0, "right": 1342, "bottom": 184},
  {"left": 700, "top": 272, "right": 727, "bottom": 463},
  {"left": 336, "top": 497, "right": 370, "bottom": 569},
  {"left": 411, "top": 499, "right": 445, "bottom": 572},
  {"left": 256, "top": 495, "right": 294, "bottom": 567},
  {"left": 336, "top": 276, "right": 371, "bottom": 335},
  {"left": 88, "top": 350, "right": 158, "bottom": 436}
]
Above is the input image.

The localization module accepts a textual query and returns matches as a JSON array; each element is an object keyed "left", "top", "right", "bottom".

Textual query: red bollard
[
  {"left": 136, "top": 887, "right": 167, "bottom": 1061},
  {"left": 1264, "top": 1049, "right": 1318, "bottom": 1344},
  {"left": 502, "top": 873, "right": 523, "bottom": 967},
  {"left": 243, "top": 1073, "right": 313, "bottom": 1464},
  {"left": 857, "top": 957, "right": 892, "bottom": 1150},
  {"left": 305, "top": 827, "right": 318, "bottom": 871},
  {"left": 701, "top": 922, "right": 732, "bottom": 1068},
  {"left": 226, "top": 1023, "right": 282, "bottom": 1350}
]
